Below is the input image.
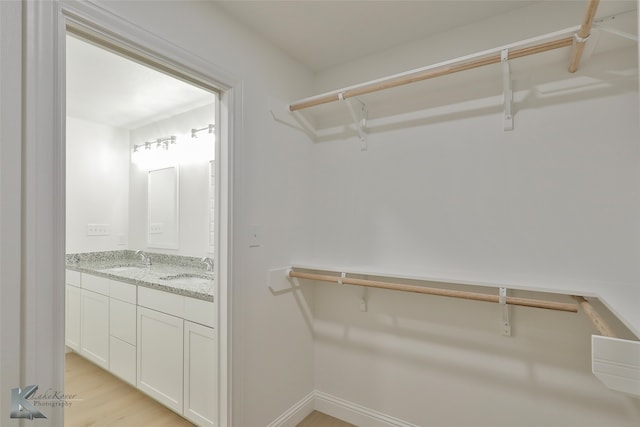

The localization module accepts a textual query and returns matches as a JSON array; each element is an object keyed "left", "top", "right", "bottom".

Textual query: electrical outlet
[
  {"left": 149, "top": 223, "right": 163, "bottom": 234},
  {"left": 87, "top": 224, "right": 109, "bottom": 236}
]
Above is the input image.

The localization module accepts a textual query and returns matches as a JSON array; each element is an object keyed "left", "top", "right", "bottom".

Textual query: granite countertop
[{"left": 66, "top": 251, "right": 214, "bottom": 302}]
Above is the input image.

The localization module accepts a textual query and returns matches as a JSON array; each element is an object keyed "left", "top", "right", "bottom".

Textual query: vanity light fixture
[
  {"left": 132, "top": 125, "right": 213, "bottom": 170},
  {"left": 191, "top": 124, "right": 214, "bottom": 138},
  {"left": 132, "top": 135, "right": 176, "bottom": 153}
]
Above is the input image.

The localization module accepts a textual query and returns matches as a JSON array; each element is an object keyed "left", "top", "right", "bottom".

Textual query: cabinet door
[
  {"left": 80, "top": 289, "right": 110, "bottom": 369},
  {"left": 137, "top": 306, "right": 183, "bottom": 413},
  {"left": 65, "top": 285, "right": 81, "bottom": 352},
  {"left": 184, "top": 321, "right": 217, "bottom": 427}
]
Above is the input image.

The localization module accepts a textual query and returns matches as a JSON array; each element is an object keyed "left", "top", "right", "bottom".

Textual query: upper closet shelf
[{"left": 271, "top": 0, "right": 635, "bottom": 148}]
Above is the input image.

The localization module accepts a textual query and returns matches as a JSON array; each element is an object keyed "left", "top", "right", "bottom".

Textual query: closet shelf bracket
[
  {"left": 342, "top": 94, "right": 368, "bottom": 151},
  {"left": 501, "top": 49, "right": 514, "bottom": 132},
  {"left": 499, "top": 287, "right": 512, "bottom": 336},
  {"left": 360, "top": 287, "right": 368, "bottom": 312}
]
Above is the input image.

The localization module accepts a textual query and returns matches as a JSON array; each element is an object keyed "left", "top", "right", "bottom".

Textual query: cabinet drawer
[
  {"left": 82, "top": 273, "right": 110, "bottom": 296},
  {"left": 110, "top": 299, "right": 136, "bottom": 345},
  {"left": 110, "top": 336, "right": 136, "bottom": 386},
  {"left": 110, "top": 280, "right": 136, "bottom": 304},
  {"left": 184, "top": 297, "right": 215, "bottom": 328},
  {"left": 138, "top": 287, "right": 184, "bottom": 319},
  {"left": 65, "top": 269, "right": 81, "bottom": 287}
]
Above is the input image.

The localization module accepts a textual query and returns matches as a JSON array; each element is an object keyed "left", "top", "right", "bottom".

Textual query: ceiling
[
  {"left": 69, "top": 1, "right": 541, "bottom": 128},
  {"left": 66, "top": 35, "right": 215, "bottom": 129},
  {"left": 215, "top": 0, "right": 639, "bottom": 73},
  {"left": 214, "top": 0, "right": 541, "bottom": 72},
  {"left": 67, "top": 1, "right": 637, "bottom": 128}
]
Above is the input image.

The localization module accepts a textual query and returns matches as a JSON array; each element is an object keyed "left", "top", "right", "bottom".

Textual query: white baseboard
[
  {"left": 314, "top": 391, "right": 419, "bottom": 427},
  {"left": 268, "top": 390, "right": 418, "bottom": 427},
  {"left": 266, "top": 391, "right": 315, "bottom": 427}
]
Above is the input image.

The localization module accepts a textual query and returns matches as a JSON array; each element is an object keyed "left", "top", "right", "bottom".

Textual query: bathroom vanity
[{"left": 65, "top": 251, "right": 216, "bottom": 427}]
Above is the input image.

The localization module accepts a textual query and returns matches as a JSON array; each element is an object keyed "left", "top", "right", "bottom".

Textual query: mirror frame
[
  {"left": 208, "top": 159, "right": 215, "bottom": 254},
  {"left": 147, "top": 165, "right": 179, "bottom": 249}
]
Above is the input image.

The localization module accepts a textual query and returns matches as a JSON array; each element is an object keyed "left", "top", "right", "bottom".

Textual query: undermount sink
[
  {"left": 98, "top": 266, "right": 147, "bottom": 274},
  {"left": 160, "top": 274, "right": 213, "bottom": 286}
]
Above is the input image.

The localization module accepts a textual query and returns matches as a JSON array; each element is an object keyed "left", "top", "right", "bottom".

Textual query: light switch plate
[{"left": 249, "top": 224, "right": 262, "bottom": 247}]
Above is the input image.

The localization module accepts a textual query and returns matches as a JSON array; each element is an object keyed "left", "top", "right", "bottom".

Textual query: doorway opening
[{"left": 64, "top": 30, "right": 224, "bottom": 427}]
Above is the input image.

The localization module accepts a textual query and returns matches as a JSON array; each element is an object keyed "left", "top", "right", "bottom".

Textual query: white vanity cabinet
[
  {"left": 137, "top": 306, "right": 184, "bottom": 413},
  {"left": 80, "top": 287, "right": 110, "bottom": 369},
  {"left": 65, "top": 270, "right": 82, "bottom": 352},
  {"left": 184, "top": 320, "right": 217, "bottom": 427},
  {"left": 137, "top": 287, "right": 217, "bottom": 424},
  {"left": 66, "top": 269, "right": 216, "bottom": 424}
]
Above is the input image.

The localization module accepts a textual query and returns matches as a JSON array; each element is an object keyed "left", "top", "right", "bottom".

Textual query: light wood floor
[
  {"left": 66, "top": 352, "right": 354, "bottom": 427},
  {"left": 297, "top": 410, "right": 356, "bottom": 427},
  {"left": 65, "top": 352, "right": 194, "bottom": 427}
]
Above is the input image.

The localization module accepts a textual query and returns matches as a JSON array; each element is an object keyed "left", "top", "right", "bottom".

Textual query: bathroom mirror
[{"left": 148, "top": 166, "right": 179, "bottom": 249}]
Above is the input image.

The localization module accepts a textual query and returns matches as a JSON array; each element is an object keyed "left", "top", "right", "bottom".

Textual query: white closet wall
[
  {"left": 83, "top": 1, "right": 639, "bottom": 426},
  {"left": 305, "top": 2, "right": 640, "bottom": 426},
  {"left": 93, "top": 1, "right": 317, "bottom": 426}
]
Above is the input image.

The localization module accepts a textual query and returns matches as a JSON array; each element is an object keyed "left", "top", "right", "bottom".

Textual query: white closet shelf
[
  {"left": 285, "top": 264, "right": 580, "bottom": 311},
  {"left": 289, "top": 0, "right": 602, "bottom": 112},
  {"left": 288, "top": 34, "right": 575, "bottom": 113},
  {"left": 269, "top": 263, "right": 640, "bottom": 395},
  {"left": 269, "top": 263, "right": 640, "bottom": 339},
  {"left": 272, "top": 0, "right": 637, "bottom": 144}
]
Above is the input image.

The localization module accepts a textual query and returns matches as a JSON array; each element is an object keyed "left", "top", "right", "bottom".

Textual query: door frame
[
  {"left": 22, "top": 1, "right": 239, "bottom": 425},
  {"left": 0, "top": 0, "right": 23, "bottom": 422}
]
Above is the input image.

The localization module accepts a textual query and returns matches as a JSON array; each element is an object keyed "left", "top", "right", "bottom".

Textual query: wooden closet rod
[
  {"left": 289, "top": 36, "right": 574, "bottom": 112},
  {"left": 569, "top": 0, "right": 601, "bottom": 73},
  {"left": 572, "top": 296, "right": 616, "bottom": 337},
  {"left": 289, "top": 270, "right": 578, "bottom": 313}
]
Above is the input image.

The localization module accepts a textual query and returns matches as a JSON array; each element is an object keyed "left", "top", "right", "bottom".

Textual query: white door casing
[
  {"left": 0, "top": 1, "right": 23, "bottom": 423},
  {"left": 17, "top": 1, "right": 239, "bottom": 425}
]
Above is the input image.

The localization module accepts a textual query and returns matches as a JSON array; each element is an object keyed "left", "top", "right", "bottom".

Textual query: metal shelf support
[
  {"left": 500, "top": 287, "right": 512, "bottom": 336},
  {"left": 501, "top": 49, "right": 514, "bottom": 131},
  {"left": 342, "top": 94, "right": 368, "bottom": 151}
]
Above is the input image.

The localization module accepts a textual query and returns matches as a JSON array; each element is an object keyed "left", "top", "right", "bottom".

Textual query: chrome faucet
[
  {"left": 201, "top": 257, "right": 214, "bottom": 272},
  {"left": 136, "top": 250, "right": 152, "bottom": 266}
]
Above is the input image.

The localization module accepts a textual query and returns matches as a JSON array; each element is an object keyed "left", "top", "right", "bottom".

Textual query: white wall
[
  {"left": 309, "top": 51, "right": 639, "bottom": 294},
  {"left": 66, "top": 116, "right": 130, "bottom": 253},
  {"left": 314, "top": 286, "right": 640, "bottom": 427},
  {"left": 65, "top": 2, "right": 640, "bottom": 427},
  {"left": 92, "top": 1, "right": 317, "bottom": 426},
  {"left": 129, "top": 103, "right": 215, "bottom": 257},
  {"left": 307, "top": 2, "right": 640, "bottom": 426}
]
